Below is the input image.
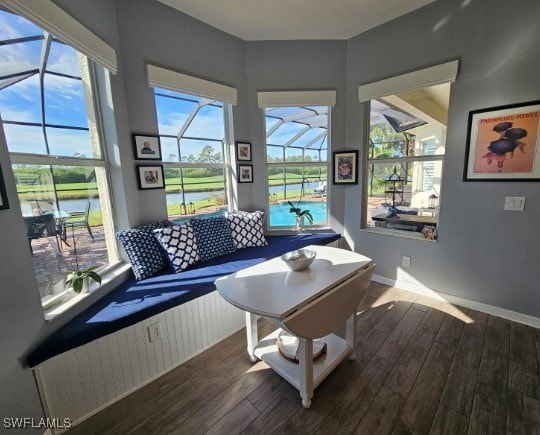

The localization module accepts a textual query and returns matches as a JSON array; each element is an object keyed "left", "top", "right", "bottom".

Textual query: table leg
[
  {"left": 245, "top": 311, "right": 258, "bottom": 362},
  {"left": 298, "top": 337, "right": 313, "bottom": 408},
  {"left": 346, "top": 312, "right": 357, "bottom": 361}
]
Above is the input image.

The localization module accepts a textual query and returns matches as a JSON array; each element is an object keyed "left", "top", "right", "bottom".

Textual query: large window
[
  {"left": 265, "top": 106, "right": 329, "bottom": 228},
  {"left": 366, "top": 86, "right": 449, "bottom": 234},
  {"left": 0, "top": 10, "right": 118, "bottom": 307},
  {"left": 153, "top": 88, "right": 232, "bottom": 220}
]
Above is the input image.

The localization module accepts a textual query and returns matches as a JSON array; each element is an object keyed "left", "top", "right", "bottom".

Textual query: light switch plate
[{"left": 504, "top": 196, "right": 525, "bottom": 211}]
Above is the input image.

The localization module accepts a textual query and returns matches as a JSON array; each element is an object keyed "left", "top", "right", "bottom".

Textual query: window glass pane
[
  {"left": 46, "top": 127, "right": 96, "bottom": 158},
  {"left": 47, "top": 41, "right": 81, "bottom": 77},
  {"left": 267, "top": 145, "right": 283, "bottom": 162},
  {"left": 179, "top": 138, "right": 223, "bottom": 163},
  {"left": 0, "top": 40, "right": 42, "bottom": 76},
  {"left": 366, "top": 82, "right": 449, "bottom": 234},
  {"left": 165, "top": 167, "right": 227, "bottom": 220},
  {"left": 3, "top": 123, "right": 47, "bottom": 153},
  {"left": 44, "top": 74, "right": 88, "bottom": 127},
  {"left": 155, "top": 93, "right": 192, "bottom": 136},
  {"left": 292, "top": 126, "right": 326, "bottom": 149},
  {"left": 161, "top": 137, "right": 180, "bottom": 162},
  {"left": 0, "top": 10, "right": 42, "bottom": 39},
  {"left": 15, "top": 164, "right": 117, "bottom": 304},
  {"left": 265, "top": 105, "right": 329, "bottom": 229},
  {"left": 155, "top": 86, "right": 231, "bottom": 223},
  {"left": 267, "top": 122, "right": 306, "bottom": 145},
  {"left": 285, "top": 147, "right": 303, "bottom": 162},
  {"left": 0, "top": 74, "right": 42, "bottom": 123},
  {"left": 184, "top": 103, "right": 224, "bottom": 140}
]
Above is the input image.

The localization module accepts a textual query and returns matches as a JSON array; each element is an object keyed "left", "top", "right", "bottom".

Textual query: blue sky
[{"left": 1, "top": 10, "right": 328, "bottom": 162}]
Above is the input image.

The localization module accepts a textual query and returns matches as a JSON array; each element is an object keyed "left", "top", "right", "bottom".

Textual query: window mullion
[{"left": 368, "top": 154, "right": 444, "bottom": 165}]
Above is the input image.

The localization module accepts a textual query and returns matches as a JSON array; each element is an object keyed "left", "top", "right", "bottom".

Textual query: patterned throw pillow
[
  {"left": 153, "top": 224, "right": 199, "bottom": 273},
  {"left": 225, "top": 210, "right": 267, "bottom": 249},
  {"left": 189, "top": 216, "right": 237, "bottom": 261},
  {"left": 116, "top": 220, "right": 170, "bottom": 281}
]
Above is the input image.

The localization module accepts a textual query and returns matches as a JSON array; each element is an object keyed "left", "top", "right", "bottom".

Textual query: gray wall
[
  {"left": 0, "top": 0, "right": 538, "bottom": 423},
  {"left": 345, "top": 0, "right": 540, "bottom": 316}
]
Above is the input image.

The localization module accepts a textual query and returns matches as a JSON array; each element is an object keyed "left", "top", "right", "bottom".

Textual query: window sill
[
  {"left": 44, "top": 263, "right": 132, "bottom": 321},
  {"left": 361, "top": 226, "right": 437, "bottom": 242}
]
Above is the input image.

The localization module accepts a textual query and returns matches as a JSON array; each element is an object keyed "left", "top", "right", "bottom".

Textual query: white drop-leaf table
[{"left": 215, "top": 245, "right": 375, "bottom": 408}]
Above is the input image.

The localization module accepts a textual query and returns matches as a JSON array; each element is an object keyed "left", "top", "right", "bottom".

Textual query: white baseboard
[{"left": 372, "top": 274, "right": 540, "bottom": 329}]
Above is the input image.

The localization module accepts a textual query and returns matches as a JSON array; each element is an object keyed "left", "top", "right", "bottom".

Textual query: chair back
[
  {"left": 24, "top": 214, "right": 56, "bottom": 239},
  {"left": 67, "top": 201, "right": 91, "bottom": 221}
]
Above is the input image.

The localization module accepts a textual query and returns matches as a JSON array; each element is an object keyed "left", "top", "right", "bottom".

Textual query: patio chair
[
  {"left": 24, "top": 213, "right": 61, "bottom": 254},
  {"left": 64, "top": 200, "right": 93, "bottom": 239}
]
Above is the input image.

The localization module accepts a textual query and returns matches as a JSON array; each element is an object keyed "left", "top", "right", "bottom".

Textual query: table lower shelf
[{"left": 253, "top": 328, "right": 352, "bottom": 391}]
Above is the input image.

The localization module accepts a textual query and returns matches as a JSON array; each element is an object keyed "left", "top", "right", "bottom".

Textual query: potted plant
[
  {"left": 65, "top": 227, "right": 102, "bottom": 294},
  {"left": 287, "top": 201, "right": 314, "bottom": 230}
]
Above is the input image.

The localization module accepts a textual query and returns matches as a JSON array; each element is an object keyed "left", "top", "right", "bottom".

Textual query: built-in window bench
[{"left": 28, "top": 233, "right": 340, "bottom": 428}]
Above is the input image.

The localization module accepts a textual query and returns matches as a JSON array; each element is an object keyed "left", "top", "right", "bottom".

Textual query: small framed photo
[
  {"left": 464, "top": 100, "right": 540, "bottom": 181},
  {"left": 238, "top": 164, "right": 253, "bottom": 183},
  {"left": 236, "top": 141, "right": 252, "bottom": 161},
  {"left": 333, "top": 150, "right": 358, "bottom": 184},
  {"left": 133, "top": 133, "right": 162, "bottom": 160},
  {"left": 137, "top": 165, "right": 165, "bottom": 190},
  {"left": 0, "top": 164, "right": 9, "bottom": 211}
]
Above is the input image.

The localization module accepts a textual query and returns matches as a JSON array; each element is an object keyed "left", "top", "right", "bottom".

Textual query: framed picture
[
  {"left": 333, "top": 150, "right": 358, "bottom": 184},
  {"left": 238, "top": 164, "right": 253, "bottom": 183},
  {"left": 464, "top": 100, "right": 540, "bottom": 181},
  {"left": 236, "top": 141, "right": 252, "bottom": 161},
  {"left": 133, "top": 133, "right": 162, "bottom": 160},
  {"left": 136, "top": 165, "right": 165, "bottom": 190},
  {"left": 0, "top": 164, "right": 9, "bottom": 210}
]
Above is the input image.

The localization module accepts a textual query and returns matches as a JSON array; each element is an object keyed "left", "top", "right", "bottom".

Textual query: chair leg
[
  {"left": 87, "top": 225, "right": 94, "bottom": 239},
  {"left": 28, "top": 239, "right": 33, "bottom": 254}
]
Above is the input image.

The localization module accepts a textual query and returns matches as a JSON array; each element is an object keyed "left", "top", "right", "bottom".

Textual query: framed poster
[
  {"left": 333, "top": 150, "right": 358, "bottom": 184},
  {"left": 238, "top": 164, "right": 253, "bottom": 183},
  {"left": 136, "top": 165, "right": 165, "bottom": 190},
  {"left": 133, "top": 133, "right": 162, "bottom": 160},
  {"left": 236, "top": 141, "right": 252, "bottom": 161},
  {"left": 0, "top": 164, "right": 9, "bottom": 210},
  {"left": 464, "top": 101, "right": 540, "bottom": 181}
]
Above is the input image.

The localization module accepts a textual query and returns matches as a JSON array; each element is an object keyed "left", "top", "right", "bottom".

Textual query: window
[
  {"left": 360, "top": 61, "right": 458, "bottom": 235},
  {"left": 366, "top": 87, "right": 449, "bottom": 234},
  {"left": 0, "top": 10, "right": 118, "bottom": 307},
  {"left": 153, "top": 88, "right": 232, "bottom": 220},
  {"left": 264, "top": 106, "right": 329, "bottom": 228}
]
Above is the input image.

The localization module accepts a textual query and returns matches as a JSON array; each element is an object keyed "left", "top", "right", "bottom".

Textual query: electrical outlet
[
  {"left": 504, "top": 196, "right": 525, "bottom": 211},
  {"left": 147, "top": 322, "right": 161, "bottom": 342},
  {"left": 402, "top": 256, "right": 411, "bottom": 268}
]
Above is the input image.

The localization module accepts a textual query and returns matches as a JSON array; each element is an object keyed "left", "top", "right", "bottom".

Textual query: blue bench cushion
[{"left": 27, "top": 233, "right": 340, "bottom": 367}]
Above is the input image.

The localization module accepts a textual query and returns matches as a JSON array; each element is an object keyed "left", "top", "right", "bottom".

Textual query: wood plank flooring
[{"left": 68, "top": 282, "right": 540, "bottom": 434}]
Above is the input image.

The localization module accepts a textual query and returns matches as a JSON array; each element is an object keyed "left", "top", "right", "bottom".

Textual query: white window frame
[{"left": 361, "top": 61, "right": 458, "bottom": 235}]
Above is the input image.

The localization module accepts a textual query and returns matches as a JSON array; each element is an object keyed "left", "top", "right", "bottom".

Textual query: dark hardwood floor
[{"left": 69, "top": 282, "right": 540, "bottom": 434}]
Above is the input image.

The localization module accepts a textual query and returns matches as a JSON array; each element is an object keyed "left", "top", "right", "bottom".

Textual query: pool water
[
  {"left": 269, "top": 201, "right": 327, "bottom": 226},
  {"left": 173, "top": 201, "right": 327, "bottom": 227}
]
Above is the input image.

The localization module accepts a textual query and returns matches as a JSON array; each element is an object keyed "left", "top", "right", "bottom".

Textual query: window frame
[
  {"left": 0, "top": 10, "right": 119, "bottom": 310},
  {"left": 360, "top": 61, "right": 458, "bottom": 237},
  {"left": 152, "top": 87, "right": 234, "bottom": 220}
]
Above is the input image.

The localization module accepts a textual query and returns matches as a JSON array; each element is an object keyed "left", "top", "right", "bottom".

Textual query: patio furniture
[
  {"left": 64, "top": 201, "right": 93, "bottom": 239},
  {"left": 24, "top": 213, "right": 61, "bottom": 253}
]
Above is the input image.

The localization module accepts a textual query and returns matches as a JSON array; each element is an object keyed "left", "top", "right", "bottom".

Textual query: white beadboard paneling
[
  {"left": 33, "top": 291, "right": 244, "bottom": 427},
  {"left": 85, "top": 342, "right": 108, "bottom": 406}
]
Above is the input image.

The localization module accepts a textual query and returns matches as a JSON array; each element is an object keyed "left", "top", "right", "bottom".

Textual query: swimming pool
[
  {"left": 268, "top": 201, "right": 327, "bottom": 227},
  {"left": 172, "top": 201, "right": 327, "bottom": 227}
]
